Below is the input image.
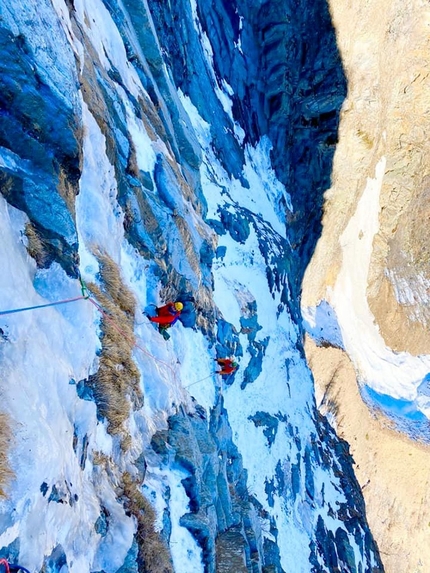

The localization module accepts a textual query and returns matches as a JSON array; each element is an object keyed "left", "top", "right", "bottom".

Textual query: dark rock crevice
[{"left": 195, "top": 0, "right": 347, "bottom": 297}]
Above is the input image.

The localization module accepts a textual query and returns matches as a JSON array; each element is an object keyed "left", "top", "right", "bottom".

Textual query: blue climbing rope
[
  {"left": 0, "top": 296, "right": 87, "bottom": 317},
  {"left": 10, "top": 565, "right": 30, "bottom": 573}
]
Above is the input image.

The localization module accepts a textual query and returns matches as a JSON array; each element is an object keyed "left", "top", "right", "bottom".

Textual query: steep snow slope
[{"left": 0, "top": 0, "right": 383, "bottom": 572}]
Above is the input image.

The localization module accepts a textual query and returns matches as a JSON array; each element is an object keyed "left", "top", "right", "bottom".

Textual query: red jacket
[
  {"left": 149, "top": 303, "right": 181, "bottom": 326},
  {"left": 215, "top": 358, "right": 237, "bottom": 375}
]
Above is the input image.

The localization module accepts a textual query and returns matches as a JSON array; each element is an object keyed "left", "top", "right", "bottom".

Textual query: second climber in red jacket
[
  {"left": 149, "top": 301, "right": 184, "bottom": 327},
  {"left": 214, "top": 357, "right": 238, "bottom": 375}
]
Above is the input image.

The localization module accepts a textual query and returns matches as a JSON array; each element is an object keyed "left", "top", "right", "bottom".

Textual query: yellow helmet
[{"left": 174, "top": 302, "right": 184, "bottom": 311}]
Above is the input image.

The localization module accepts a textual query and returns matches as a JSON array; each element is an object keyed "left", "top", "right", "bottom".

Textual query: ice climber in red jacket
[
  {"left": 214, "top": 357, "right": 238, "bottom": 375},
  {"left": 149, "top": 301, "right": 184, "bottom": 326}
]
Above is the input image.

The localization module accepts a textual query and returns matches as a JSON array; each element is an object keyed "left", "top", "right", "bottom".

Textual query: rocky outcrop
[
  {"left": 302, "top": 0, "right": 430, "bottom": 569},
  {"left": 195, "top": 0, "right": 347, "bottom": 286},
  {"left": 303, "top": 0, "right": 430, "bottom": 353},
  {"left": 149, "top": 397, "right": 383, "bottom": 573},
  {"left": 0, "top": 0, "right": 385, "bottom": 571},
  {"left": 306, "top": 337, "right": 430, "bottom": 573},
  {"left": 150, "top": 400, "right": 253, "bottom": 573},
  {"left": 0, "top": 19, "right": 81, "bottom": 276}
]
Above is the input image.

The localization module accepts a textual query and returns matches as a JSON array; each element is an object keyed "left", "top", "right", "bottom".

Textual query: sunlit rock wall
[
  {"left": 0, "top": 0, "right": 385, "bottom": 571},
  {"left": 302, "top": 0, "right": 430, "bottom": 570}
]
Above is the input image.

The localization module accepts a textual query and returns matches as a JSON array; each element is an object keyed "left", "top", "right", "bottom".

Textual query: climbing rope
[
  {"left": 0, "top": 278, "right": 207, "bottom": 388},
  {"left": 0, "top": 274, "right": 89, "bottom": 318},
  {"left": 0, "top": 295, "right": 88, "bottom": 317},
  {"left": 0, "top": 284, "right": 178, "bottom": 381},
  {"left": 86, "top": 297, "right": 179, "bottom": 383},
  {"left": 184, "top": 374, "right": 214, "bottom": 389},
  {"left": 0, "top": 560, "right": 30, "bottom": 573}
]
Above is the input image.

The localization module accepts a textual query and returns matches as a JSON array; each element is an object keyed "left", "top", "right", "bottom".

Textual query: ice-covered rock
[{"left": 0, "top": 0, "right": 386, "bottom": 572}]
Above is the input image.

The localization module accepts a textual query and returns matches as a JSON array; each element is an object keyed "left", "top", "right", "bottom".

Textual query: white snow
[
  {"left": 179, "top": 91, "right": 292, "bottom": 235},
  {"left": 144, "top": 467, "right": 204, "bottom": 573},
  {"left": 178, "top": 87, "right": 374, "bottom": 571},
  {"left": 0, "top": 0, "right": 384, "bottom": 571},
  {"left": 323, "top": 157, "right": 430, "bottom": 409},
  {"left": 302, "top": 299, "right": 344, "bottom": 350},
  {"left": 126, "top": 111, "right": 157, "bottom": 174},
  {"left": 76, "top": 101, "right": 125, "bottom": 265},
  {"left": 73, "top": 0, "right": 142, "bottom": 98},
  {"left": 0, "top": 196, "right": 122, "bottom": 573}
]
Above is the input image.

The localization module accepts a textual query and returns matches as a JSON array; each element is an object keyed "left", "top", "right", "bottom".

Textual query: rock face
[
  {"left": 0, "top": 13, "right": 82, "bottom": 276},
  {"left": 0, "top": 0, "right": 388, "bottom": 572},
  {"left": 306, "top": 337, "right": 430, "bottom": 573},
  {"left": 303, "top": 0, "right": 430, "bottom": 354},
  {"left": 302, "top": 0, "right": 430, "bottom": 570},
  {"left": 147, "top": 0, "right": 346, "bottom": 256}
]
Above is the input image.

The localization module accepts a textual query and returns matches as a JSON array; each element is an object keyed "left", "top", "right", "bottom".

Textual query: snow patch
[
  {"left": 302, "top": 299, "right": 344, "bottom": 349},
  {"left": 328, "top": 156, "right": 430, "bottom": 409}
]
